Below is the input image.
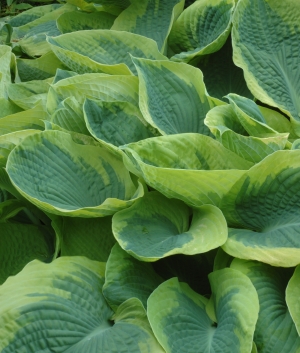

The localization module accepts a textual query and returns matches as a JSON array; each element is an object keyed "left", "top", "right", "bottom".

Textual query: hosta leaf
[
  {"left": 286, "top": 265, "right": 300, "bottom": 336},
  {"left": 8, "top": 79, "right": 51, "bottom": 110},
  {"left": 0, "top": 130, "right": 41, "bottom": 168},
  {"left": 46, "top": 73, "right": 139, "bottom": 115},
  {"left": 147, "top": 268, "right": 259, "bottom": 353},
  {"left": 0, "top": 45, "right": 13, "bottom": 99},
  {"left": 0, "top": 103, "right": 46, "bottom": 136},
  {"left": 51, "top": 96, "right": 90, "bottom": 135},
  {"left": 53, "top": 215, "right": 116, "bottom": 261},
  {"left": 197, "top": 36, "right": 252, "bottom": 100},
  {"left": 132, "top": 58, "right": 219, "bottom": 135},
  {"left": 169, "top": 0, "right": 235, "bottom": 63},
  {"left": 0, "top": 257, "right": 163, "bottom": 352},
  {"left": 111, "top": 0, "right": 184, "bottom": 53},
  {"left": 231, "top": 259, "right": 300, "bottom": 353},
  {"left": 86, "top": 0, "right": 130, "bottom": 7},
  {"left": 17, "top": 52, "right": 67, "bottom": 82},
  {"left": 232, "top": 0, "right": 300, "bottom": 136},
  {"left": 52, "top": 68, "right": 78, "bottom": 84},
  {"left": 205, "top": 104, "right": 289, "bottom": 163},
  {"left": 11, "top": 4, "right": 76, "bottom": 57},
  {"left": 221, "top": 150, "right": 300, "bottom": 267},
  {"left": 0, "top": 98, "right": 23, "bottom": 119},
  {"left": 83, "top": 98, "right": 156, "bottom": 148},
  {"left": 56, "top": 10, "right": 116, "bottom": 33},
  {"left": 0, "top": 222, "right": 54, "bottom": 284},
  {"left": 48, "top": 30, "right": 167, "bottom": 76},
  {"left": 103, "top": 243, "right": 162, "bottom": 311},
  {"left": 6, "top": 130, "right": 144, "bottom": 217},
  {"left": 112, "top": 191, "right": 227, "bottom": 261},
  {"left": 0, "top": 199, "right": 26, "bottom": 221},
  {"left": 121, "top": 133, "right": 252, "bottom": 207}
]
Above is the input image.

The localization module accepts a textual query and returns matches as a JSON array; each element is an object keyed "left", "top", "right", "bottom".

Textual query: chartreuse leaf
[
  {"left": 46, "top": 73, "right": 139, "bottom": 115},
  {"left": 52, "top": 215, "right": 116, "bottom": 261},
  {"left": 6, "top": 130, "right": 144, "bottom": 217},
  {"left": 205, "top": 104, "right": 289, "bottom": 163},
  {"left": 0, "top": 222, "right": 53, "bottom": 285},
  {"left": 83, "top": 98, "right": 156, "bottom": 149},
  {"left": 8, "top": 79, "right": 51, "bottom": 110},
  {"left": 86, "top": 0, "right": 130, "bottom": 7},
  {"left": 121, "top": 133, "right": 252, "bottom": 207},
  {"left": 232, "top": 0, "right": 300, "bottom": 136},
  {"left": 132, "top": 58, "right": 220, "bottom": 135},
  {"left": 0, "top": 99, "right": 22, "bottom": 119},
  {"left": 47, "top": 30, "right": 167, "bottom": 76},
  {"left": 147, "top": 268, "right": 259, "bottom": 353},
  {"left": 103, "top": 243, "right": 162, "bottom": 311},
  {"left": 221, "top": 150, "right": 300, "bottom": 267},
  {"left": 231, "top": 259, "right": 300, "bottom": 353},
  {"left": 56, "top": 10, "right": 116, "bottom": 33},
  {"left": 197, "top": 37, "right": 252, "bottom": 100},
  {"left": 286, "top": 266, "right": 300, "bottom": 335},
  {"left": 11, "top": 4, "right": 76, "bottom": 57},
  {"left": 51, "top": 96, "right": 90, "bottom": 135},
  {"left": 112, "top": 191, "right": 227, "bottom": 261},
  {"left": 0, "top": 103, "right": 46, "bottom": 136},
  {"left": 0, "top": 46, "right": 13, "bottom": 99},
  {"left": 112, "top": 0, "right": 184, "bottom": 53},
  {"left": 169, "top": 0, "right": 235, "bottom": 63},
  {"left": 0, "top": 257, "right": 163, "bottom": 352},
  {"left": 17, "top": 52, "right": 67, "bottom": 82},
  {"left": 0, "top": 130, "right": 40, "bottom": 168}
]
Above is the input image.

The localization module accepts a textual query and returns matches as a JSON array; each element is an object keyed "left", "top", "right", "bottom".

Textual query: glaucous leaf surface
[
  {"left": 231, "top": 259, "right": 300, "bottom": 353},
  {"left": 112, "top": 191, "right": 227, "bottom": 261},
  {"left": 52, "top": 215, "right": 115, "bottom": 261},
  {"left": 232, "top": 0, "right": 300, "bottom": 136},
  {"left": 48, "top": 30, "right": 167, "bottom": 75},
  {"left": 221, "top": 150, "right": 300, "bottom": 267},
  {"left": 84, "top": 98, "right": 156, "bottom": 148},
  {"left": 103, "top": 243, "right": 162, "bottom": 310},
  {"left": 6, "top": 130, "right": 144, "bottom": 217},
  {"left": 286, "top": 265, "right": 300, "bottom": 336},
  {"left": 112, "top": 0, "right": 184, "bottom": 53},
  {"left": 169, "top": 0, "right": 235, "bottom": 63},
  {"left": 121, "top": 133, "right": 252, "bottom": 207},
  {"left": 0, "top": 257, "right": 163, "bottom": 353},
  {"left": 56, "top": 10, "right": 116, "bottom": 33},
  {"left": 132, "top": 57, "right": 218, "bottom": 135},
  {"left": 148, "top": 268, "right": 259, "bottom": 353}
]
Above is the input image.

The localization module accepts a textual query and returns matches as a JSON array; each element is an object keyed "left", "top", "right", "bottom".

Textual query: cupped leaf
[
  {"left": 17, "top": 52, "right": 67, "bottom": 82},
  {"left": 47, "top": 30, "right": 167, "bottom": 76},
  {"left": 169, "top": 0, "right": 235, "bottom": 63},
  {"left": 197, "top": 36, "right": 252, "bottom": 100},
  {"left": 111, "top": 0, "right": 184, "bottom": 53},
  {"left": 56, "top": 10, "right": 116, "bottom": 33},
  {"left": 221, "top": 150, "right": 300, "bottom": 267},
  {"left": 0, "top": 257, "right": 163, "bottom": 352},
  {"left": 121, "top": 133, "right": 252, "bottom": 207},
  {"left": 132, "top": 57, "right": 220, "bottom": 135},
  {"left": 147, "top": 268, "right": 259, "bottom": 353},
  {"left": 103, "top": 243, "right": 162, "bottom": 311},
  {"left": 112, "top": 191, "right": 227, "bottom": 261},
  {"left": 0, "top": 130, "right": 41, "bottom": 168},
  {"left": 231, "top": 259, "right": 300, "bottom": 353},
  {"left": 53, "top": 215, "right": 116, "bottom": 261},
  {"left": 205, "top": 104, "right": 289, "bottom": 163},
  {"left": 46, "top": 73, "right": 139, "bottom": 115},
  {"left": 51, "top": 96, "right": 90, "bottom": 135},
  {"left": 0, "top": 222, "right": 54, "bottom": 285},
  {"left": 83, "top": 98, "right": 156, "bottom": 148},
  {"left": 232, "top": 0, "right": 300, "bottom": 135},
  {"left": 286, "top": 265, "right": 300, "bottom": 336},
  {"left": 6, "top": 130, "right": 144, "bottom": 217}
]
